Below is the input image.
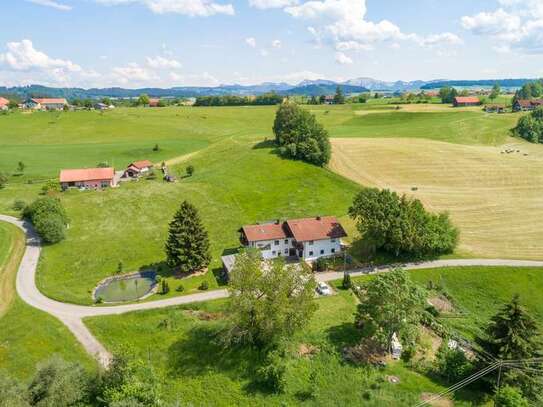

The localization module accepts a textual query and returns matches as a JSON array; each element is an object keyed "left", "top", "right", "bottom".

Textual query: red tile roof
[
  {"left": 148, "top": 98, "right": 160, "bottom": 106},
  {"left": 0, "top": 97, "right": 9, "bottom": 107},
  {"left": 242, "top": 223, "right": 287, "bottom": 242},
  {"left": 130, "top": 160, "right": 153, "bottom": 169},
  {"left": 60, "top": 167, "right": 114, "bottom": 183},
  {"left": 516, "top": 99, "right": 543, "bottom": 108},
  {"left": 454, "top": 96, "right": 480, "bottom": 104},
  {"left": 286, "top": 216, "right": 347, "bottom": 242},
  {"left": 33, "top": 98, "right": 67, "bottom": 105}
]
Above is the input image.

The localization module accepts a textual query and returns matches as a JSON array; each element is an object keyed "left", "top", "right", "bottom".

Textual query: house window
[
  {"left": 284, "top": 239, "right": 288, "bottom": 244},
  {"left": 272, "top": 251, "right": 276, "bottom": 255},
  {"left": 331, "top": 239, "right": 336, "bottom": 243},
  {"left": 331, "top": 248, "right": 336, "bottom": 253},
  {"left": 284, "top": 248, "right": 288, "bottom": 254},
  {"left": 320, "top": 249, "right": 324, "bottom": 255},
  {"left": 309, "top": 251, "right": 314, "bottom": 256},
  {"left": 309, "top": 241, "right": 314, "bottom": 246},
  {"left": 274, "top": 240, "right": 279, "bottom": 246}
]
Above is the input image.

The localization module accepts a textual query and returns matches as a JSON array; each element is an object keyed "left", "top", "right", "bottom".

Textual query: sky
[{"left": 1, "top": 0, "right": 543, "bottom": 88}]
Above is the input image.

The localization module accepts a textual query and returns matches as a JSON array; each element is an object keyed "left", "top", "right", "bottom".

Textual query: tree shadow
[
  {"left": 138, "top": 260, "right": 172, "bottom": 278},
  {"left": 325, "top": 322, "right": 360, "bottom": 353},
  {"left": 252, "top": 139, "right": 276, "bottom": 150},
  {"left": 167, "top": 325, "right": 265, "bottom": 382}
]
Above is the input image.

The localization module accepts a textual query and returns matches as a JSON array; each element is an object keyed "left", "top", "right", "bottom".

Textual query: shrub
[
  {"left": 255, "top": 348, "right": 288, "bottom": 393},
  {"left": 41, "top": 179, "right": 61, "bottom": 195},
  {"left": 434, "top": 344, "right": 473, "bottom": 383},
  {"left": 312, "top": 257, "right": 328, "bottom": 272},
  {"left": 97, "top": 161, "right": 109, "bottom": 168},
  {"left": 198, "top": 281, "right": 209, "bottom": 291},
  {"left": 176, "top": 284, "right": 185, "bottom": 292},
  {"left": 186, "top": 165, "right": 194, "bottom": 177},
  {"left": 494, "top": 386, "right": 529, "bottom": 407},
  {"left": 24, "top": 197, "right": 68, "bottom": 225},
  {"left": 12, "top": 199, "right": 26, "bottom": 211},
  {"left": 34, "top": 214, "right": 66, "bottom": 243}
]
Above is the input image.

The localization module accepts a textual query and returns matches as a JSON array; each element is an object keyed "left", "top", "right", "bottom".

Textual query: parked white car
[{"left": 316, "top": 281, "right": 332, "bottom": 296}]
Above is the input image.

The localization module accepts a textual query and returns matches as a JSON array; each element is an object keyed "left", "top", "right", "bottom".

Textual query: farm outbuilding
[
  {"left": 453, "top": 96, "right": 480, "bottom": 107},
  {"left": 60, "top": 167, "right": 115, "bottom": 190},
  {"left": 123, "top": 160, "right": 153, "bottom": 178}
]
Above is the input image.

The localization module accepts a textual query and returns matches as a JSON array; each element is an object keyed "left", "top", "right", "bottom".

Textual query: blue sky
[{"left": 1, "top": 0, "right": 543, "bottom": 88}]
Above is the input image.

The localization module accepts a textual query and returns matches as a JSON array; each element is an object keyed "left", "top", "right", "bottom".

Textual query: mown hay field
[{"left": 330, "top": 137, "right": 543, "bottom": 260}]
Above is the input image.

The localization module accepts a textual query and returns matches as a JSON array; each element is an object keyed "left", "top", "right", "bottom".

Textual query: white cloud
[
  {"left": 335, "top": 51, "right": 352, "bottom": 64},
  {"left": 248, "top": 0, "right": 297, "bottom": 9},
  {"left": 0, "top": 39, "right": 81, "bottom": 72},
  {"left": 25, "top": 0, "right": 72, "bottom": 10},
  {"left": 279, "top": 70, "right": 324, "bottom": 84},
  {"left": 284, "top": 0, "right": 462, "bottom": 56},
  {"left": 95, "top": 0, "right": 234, "bottom": 17},
  {"left": 112, "top": 63, "right": 158, "bottom": 84},
  {"left": 272, "top": 39, "right": 282, "bottom": 48},
  {"left": 260, "top": 49, "right": 269, "bottom": 57},
  {"left": 245, "top": 37, "right": 257, "bottom": 48},
  {"left": 146, "top": 55, "right": 182, "bottom": 69},
  {"left": 461, "top": 2, "right": 543, "bottom": 54}
]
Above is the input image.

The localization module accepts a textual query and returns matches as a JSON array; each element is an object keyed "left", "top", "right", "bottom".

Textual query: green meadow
[
  {"left": 0, "top": 222, "right": 93, "bottom": 379},
  {"left": 0, "top": 104, "right": 523, "bottom": 305}
]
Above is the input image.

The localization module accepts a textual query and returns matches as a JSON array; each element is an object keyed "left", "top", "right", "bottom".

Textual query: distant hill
[
  {"left": 343, "top": 77, "right": 442, "bottom": 91},
  {"left": 284, "top": 83, "right": 368, "bottom": 96},
  {"left": 421, "top": 79, "right": 533, "bottom": 89}
]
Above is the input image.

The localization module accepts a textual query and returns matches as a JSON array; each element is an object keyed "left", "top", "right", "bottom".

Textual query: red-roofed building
[
  {"left": 0, "top": 97, "right": 9, "bottom": 110},
  {"left": 240, "top": 216, "right": 347, "bottom": 260},
  {"left": 453, "top": 96, "right": 480, "bottom": 107},
  {"left": 513, "top": 99, "right": 543, "bottom": 112},
  {"left": 123, "top": 160, "right": 154, "bottom": 178},
  {"left": 59, "top": 167, "right": 115, "bottom": 190},
  {"left": 24, "top": 98, "right": 68, "bottom": 110},
  {"left": 148, "top": 98, "right": 161, "bottom": 107}
]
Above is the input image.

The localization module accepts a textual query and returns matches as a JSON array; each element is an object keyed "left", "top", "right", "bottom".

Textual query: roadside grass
[
  {"left": 330, "top": 137, "right": 543, "bottom": 260},
  {"left": 0, "top": 222, "right": 94, "bottom": 379},
  {"left": 86, "top": 286, "right": 482, "bottom": 406}
]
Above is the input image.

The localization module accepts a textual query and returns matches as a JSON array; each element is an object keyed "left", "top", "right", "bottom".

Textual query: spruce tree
[
  {"left": 165, "top": 201, "right": 211, "bottom": 272},
  {"left": 480, "top": 295, "right": 540, "bottom": 360}
]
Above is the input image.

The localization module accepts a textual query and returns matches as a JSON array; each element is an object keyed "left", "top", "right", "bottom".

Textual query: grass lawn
[
  {"left": 0, "top": 103, "right": 531, "bottom": 305},
  {"left": 0, "top": 221, "right": 94, "bottom": 380},
  {"left": 86, "top": 265, "right": 543, "bottom": 405}
]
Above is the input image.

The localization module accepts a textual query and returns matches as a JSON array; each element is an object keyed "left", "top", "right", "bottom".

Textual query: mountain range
[{"left": 0, "top": 78, "right": 534, "bottom": 100}]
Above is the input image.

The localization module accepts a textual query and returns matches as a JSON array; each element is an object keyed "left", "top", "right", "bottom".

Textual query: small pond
[{"left": 94, "top": 271, "right": 157, "bottom": 303}]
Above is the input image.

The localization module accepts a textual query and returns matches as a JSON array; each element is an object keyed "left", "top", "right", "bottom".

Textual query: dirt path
[{"left": 2, "top": 214, "right": 543, "bottom": 368}]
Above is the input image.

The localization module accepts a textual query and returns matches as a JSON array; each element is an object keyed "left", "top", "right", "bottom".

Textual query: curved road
[{"left": 3, "top": 214, "right": 543, "bottom": 367}]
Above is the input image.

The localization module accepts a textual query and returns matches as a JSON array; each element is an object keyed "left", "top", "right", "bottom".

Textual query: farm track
[{"left": 2, "top": 214, "right": 543, "bottom": 368}]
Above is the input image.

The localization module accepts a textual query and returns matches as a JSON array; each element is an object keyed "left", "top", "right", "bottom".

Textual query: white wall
[
  {"left": 249, "top": 238, "right": 295, "bottom": 259},
  {"left": 302, "top": 238, "right": 342, "bottom": 261}
]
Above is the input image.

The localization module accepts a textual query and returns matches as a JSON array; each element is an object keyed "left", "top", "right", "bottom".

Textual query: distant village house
[
  {"left": 0, "top": 97, "right": 9, "bottom": 110},
  {"left": 24, "top": 98, "right": 68, "bottom": 110},
  {"left": 60, "top": 167, "right": 115, "bottom": 190},
  {"left": 239, "top": 216, "right": 347, "bottom": 261},
  {"left": 513, "top": 99, "right": 543, "bottom": 112},
  {"left": 122, "top": 160, "right": 153, "bottom": 178},
  {"left": 453, "top": 96, "right": 480, "bottom": 107},
  {"left": 148, "top": 98, "right": 161, "bottom": 107}
]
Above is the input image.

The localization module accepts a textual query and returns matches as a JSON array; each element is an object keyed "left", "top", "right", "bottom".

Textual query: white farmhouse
[{"left": 240, "top": 216, "right": 347, "bottom": 261}]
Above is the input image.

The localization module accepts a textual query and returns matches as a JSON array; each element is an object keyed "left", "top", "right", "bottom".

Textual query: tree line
[{"left": 194, "top": 92, "right": 283, "bottom": 106}]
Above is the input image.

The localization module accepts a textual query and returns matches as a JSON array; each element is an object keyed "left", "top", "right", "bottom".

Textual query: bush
[
  {"left": 255, "top": 348, "right": 288, "bottom": 393},
  {"left": 494, "top": 386, "right": 529, "bottom": 407},
  {"left": 176, "top": 284, "right": 184, "bottom": 292},
  {"left": 24, "top": 197, "right": 68, "bottom": 244},
  {"left": 12, "top": 199, "right": 26, "bottom": 211},
  {"left": 186, "top": 165, "right": 194, "bottom": 177},
  {"left": 0, "top": 172, "right": 8, "bottom": 189},
  {"left": 198, "top": 281, "right": 209, "bottom": 291},
  {"left": 34, "top": 213, "right": 66, "bottom": 243},
  {"left": 41, "top": 179, "right": 61, "bottom": 195},
  {"left": 312, "top": 257, "right": 328, "bottom": 272},
  {"left": 434, "top": 344, "right": 473, "bottom": 383}
]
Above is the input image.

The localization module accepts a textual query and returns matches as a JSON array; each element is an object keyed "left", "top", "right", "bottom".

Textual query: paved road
[{"left": 2, "top": 214, "right": 543, "bottom": 367}]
